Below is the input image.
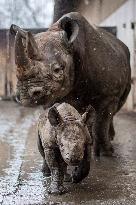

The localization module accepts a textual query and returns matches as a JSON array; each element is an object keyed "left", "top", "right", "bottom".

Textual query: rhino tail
[{"left": 117, "top": 83, "right": 131, "bottom": 112}]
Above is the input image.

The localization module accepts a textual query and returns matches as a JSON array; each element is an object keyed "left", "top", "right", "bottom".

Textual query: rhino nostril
[
  {"left": 32, "top": 91, "right": 41, "bottom": 97},
  {"left": 29, "top": 87, "right": 43, "bottom": 98}
]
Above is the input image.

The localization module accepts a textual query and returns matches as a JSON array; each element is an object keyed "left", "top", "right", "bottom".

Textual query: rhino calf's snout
[{"left": 70, "top": 158, "right": 81, "bottom": 165}]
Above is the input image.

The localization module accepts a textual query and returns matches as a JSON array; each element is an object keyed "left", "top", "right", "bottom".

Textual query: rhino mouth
[
  {"left": 16, "top": 80, "right": 58, "bottom": 107},
  {"left": 63, "top": 152, "right": 84, "bottom": 166},
  {"left": 29, "top": 92, "right": 45, "bottom": 105},
  {"left": 15, "top": 92, "right": 46, "bottom": 107},
  {"left": 31, "top": 96, "right": 46, "bottom": 106},
  {"left": 26, "top": 96, "right": 46, "bottom": 106}
]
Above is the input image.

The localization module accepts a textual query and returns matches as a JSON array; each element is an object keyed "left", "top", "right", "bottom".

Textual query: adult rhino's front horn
[{"left": 10, "top": 24, "right": 42, "bottom": 78}]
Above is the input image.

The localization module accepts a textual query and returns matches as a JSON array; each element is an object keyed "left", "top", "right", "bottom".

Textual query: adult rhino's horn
[
  {"left": 15, "top": 31, "right": 30, "bottom": 70},
  {"left": 26, "top": 31, "right": 42, "bottom": 60},
  {"left": 10, "top": 24, "right": 42, "bottom": 60}
]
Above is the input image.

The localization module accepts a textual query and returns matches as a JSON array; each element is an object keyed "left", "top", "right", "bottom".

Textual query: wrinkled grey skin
[
  {"left": 10, "top": 12, "right": 131, "bottom": 156},
  {"left": 37, "top": 103, "right": 94, "bottom": 195}
]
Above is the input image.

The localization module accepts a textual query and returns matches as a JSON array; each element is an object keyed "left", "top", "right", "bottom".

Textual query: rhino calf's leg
[
  {"left": 42, "top": 161, "right": 51, "bottom": 177},
  {"left": 72, "top": 144, "right": 91, "bottom": 183},
  {"left": 37, "top": 134, "right": 51, "bottom": 176},
  {"left": 45, "top": 148, "right": 67, "bottom": 195}
]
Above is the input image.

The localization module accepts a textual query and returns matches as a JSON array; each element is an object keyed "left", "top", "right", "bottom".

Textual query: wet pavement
[{"left": 0, "top": 101, "right": 136, "bottom": 205}]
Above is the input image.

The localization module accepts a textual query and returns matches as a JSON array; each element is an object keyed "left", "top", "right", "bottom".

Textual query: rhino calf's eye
[{"left": 53, "top": 64, "right": 64, "bottom": 74}]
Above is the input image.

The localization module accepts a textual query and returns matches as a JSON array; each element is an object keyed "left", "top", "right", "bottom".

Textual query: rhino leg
[
  {"left": 37, "top": 134, "right": 51, "bottom": 176},
  {"left": 42, "top": 161, "right": 51, "bottom": 177},
  {"left": 93, "top": 98, "right": 119, "bottom": 156},
  {"left": 45, "top": 148, "right": 67, "bottom": 195},
  {"left": 109, "top": 119, "right": 115, "bottom": 141},
  {"left": 72, "top": 144, "right": 91, "bottom": 183},
  {"left": 64, "top": 172, "right": 72, "bottom": 182},
  {"left": 93, "top": 114, "right": 112, "bottom": 156}
]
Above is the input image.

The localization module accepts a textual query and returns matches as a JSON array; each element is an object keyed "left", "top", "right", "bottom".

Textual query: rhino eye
[
  {"left": 54, "top": 67, "right": 60, "bottom": 73},
  {"left": 52, "top": 65, "right": 64, "bottom": 75}
]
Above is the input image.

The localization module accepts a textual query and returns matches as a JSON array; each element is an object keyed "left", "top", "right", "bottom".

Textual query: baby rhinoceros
[{"left": 37, "top": 103, "right": 95, "bottom": 195}]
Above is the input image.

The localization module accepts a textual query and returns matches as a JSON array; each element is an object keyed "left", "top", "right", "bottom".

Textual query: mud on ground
[{"left": 0, "top": 101, "right": 136, "bottom": 205}]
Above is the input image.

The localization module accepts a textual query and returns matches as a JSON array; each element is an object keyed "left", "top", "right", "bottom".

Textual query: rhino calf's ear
[
  {"left": 48, "top": 106, "right": 62, "bottom": 127},
  {"left": 60, "top": 16, "right": 79, "bottom": 44},
  {"left": 82, "top": 105, "right": 96, "bottom": 124}
]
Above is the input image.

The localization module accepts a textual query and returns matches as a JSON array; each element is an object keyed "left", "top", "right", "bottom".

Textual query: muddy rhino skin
[
  {"left": 10, "top": 12, "right": 131, "bottom": 156},
  {"left": 37, "top": 103, "right": 94, "bottom": 195}
]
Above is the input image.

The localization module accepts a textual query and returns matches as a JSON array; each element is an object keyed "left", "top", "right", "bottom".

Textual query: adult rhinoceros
[{"left": 10, "top": 12, "right": 131, "bottom": 156}]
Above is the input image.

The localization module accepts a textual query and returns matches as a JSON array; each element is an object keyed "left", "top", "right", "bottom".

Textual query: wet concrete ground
[{"left": 0, "top": 101, "right": 136, "bottom": 205}]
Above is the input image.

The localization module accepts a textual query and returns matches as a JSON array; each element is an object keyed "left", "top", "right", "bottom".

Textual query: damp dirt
[{"left": 0, "top": 101, "right": 136, "bottom": 205}]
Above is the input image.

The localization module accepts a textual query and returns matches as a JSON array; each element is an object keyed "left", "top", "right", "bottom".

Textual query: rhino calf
[{"left": 37, "top": 103, "right": 94, "bottom": 194}]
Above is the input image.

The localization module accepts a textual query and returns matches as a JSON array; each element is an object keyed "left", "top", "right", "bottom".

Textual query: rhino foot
[
  {"left": 72, "top": 170, "right": 83, "bottom": 183},
  {"left": 72, "top": 166, "right": 88, "bottom": 184},
  {"left": 109, "top": 121, "right": 115, "bottom": 141},
  {"left": 101, "top": 144, "right": 114, "bottom": 156},
  {"left": 48, "top": 183, "right": 67, "bottom": 195},
  {"left": 42, "top": 170, "right": 51, "bottom": 177},
  {"left": 42, "top": 161, "right": 51, "bottom": 177}
]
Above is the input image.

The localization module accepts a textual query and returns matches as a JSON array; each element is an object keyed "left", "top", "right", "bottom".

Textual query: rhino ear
[
  {"left": 82, "top": 105, "right": 96, "bottom": 124},
  {"left": 60, "top": 16, "right": 79, "bottom": 44},
  {"left": 48, "top": 106, "right": 62, "bottom": 127}
]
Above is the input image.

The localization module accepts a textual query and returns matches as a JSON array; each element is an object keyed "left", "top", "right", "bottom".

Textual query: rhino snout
[
  {"left": 65, "top": 155, "right": 83, "bottom": 166},
  {"left": 64, "top": 150, "right": 84, "bottom": 166}
]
